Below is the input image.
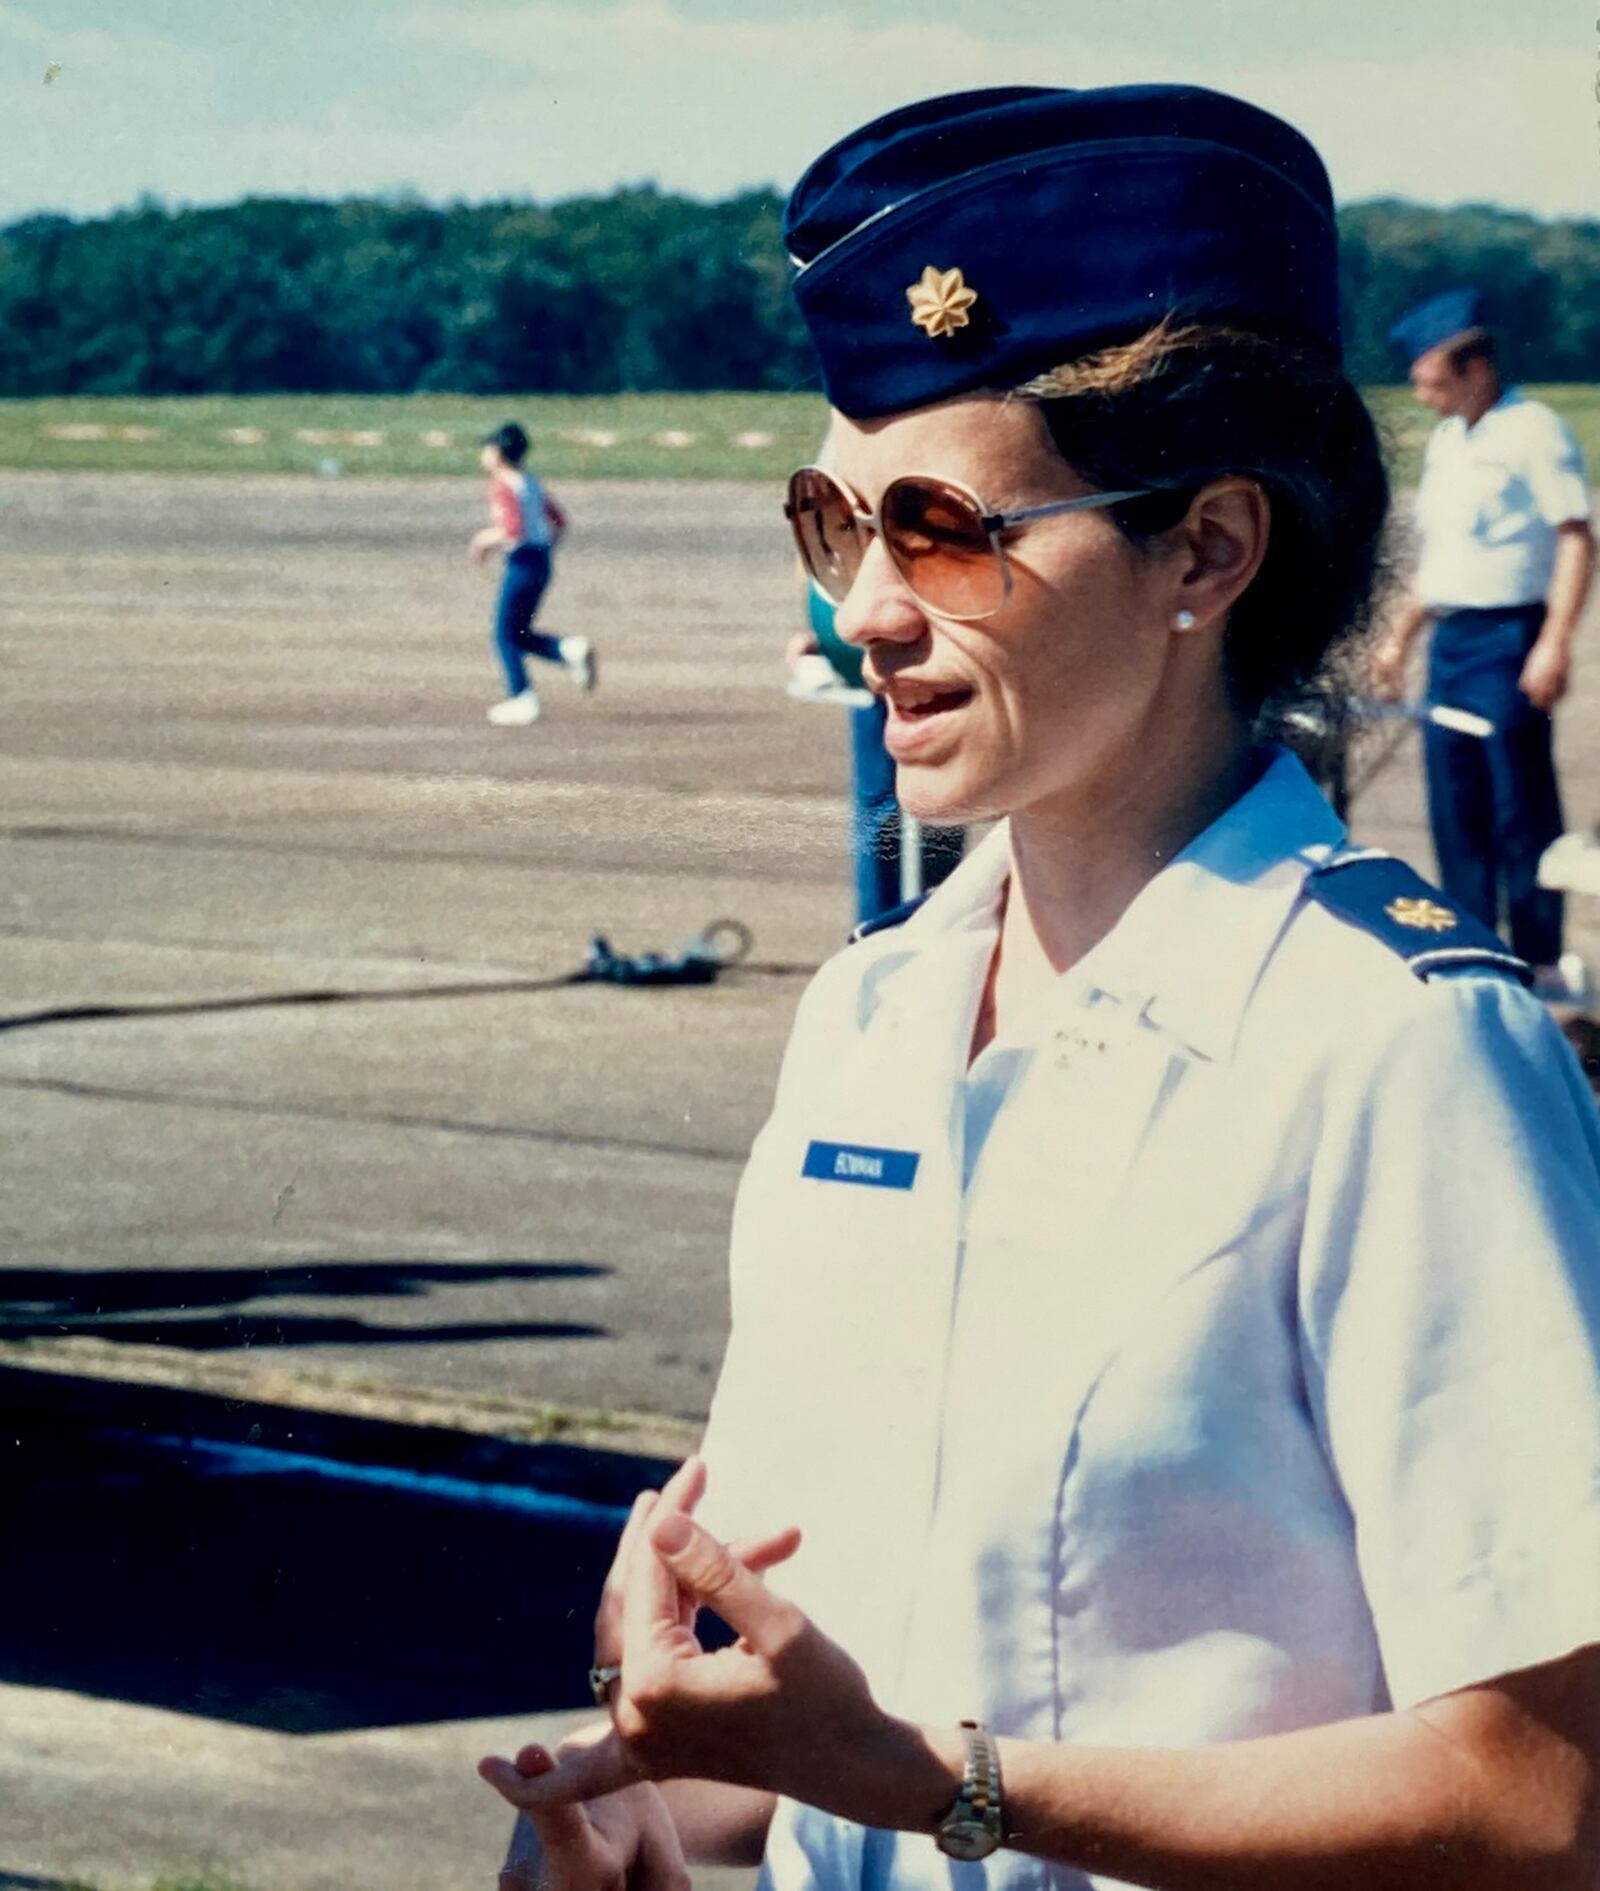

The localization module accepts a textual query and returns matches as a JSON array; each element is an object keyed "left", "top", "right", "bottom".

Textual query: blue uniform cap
[
  {"left": 1387, "top": 287, "right": 1487, "bottom": 366},
  {"left": 783, "top": 85, "right": 1342, "bottom": 421}
]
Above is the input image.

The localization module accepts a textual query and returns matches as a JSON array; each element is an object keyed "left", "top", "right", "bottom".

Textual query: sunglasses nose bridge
[{"left": 833, "top": 528, "right": 930, "bottom": 648}]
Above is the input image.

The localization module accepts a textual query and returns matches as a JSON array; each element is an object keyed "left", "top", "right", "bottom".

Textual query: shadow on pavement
[
  {"left": 0, "top": 1260, "right": 608, "bottom": 1351},
  {"left": 0, "top": 1401, "right": 673, "bottom": 1736}
]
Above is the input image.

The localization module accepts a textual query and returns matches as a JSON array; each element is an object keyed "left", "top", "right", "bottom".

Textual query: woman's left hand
[
  {"left": 494, "top": 1746, "right": 689, "bottom": 1891},
  {"left": 480, "top": 1511, "right": 953, "bottom": 1835}
]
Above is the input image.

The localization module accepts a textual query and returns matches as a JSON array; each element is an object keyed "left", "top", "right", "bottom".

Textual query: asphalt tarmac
[
  {"left": 2, "top": 469, "right": 844, "bottom": 1890},
  {"left": 1, "top": 471, "right": 858, "bottom": 1428},
  {"left": 3, "top": 471, "right": 1597, "bottom": 1425}
]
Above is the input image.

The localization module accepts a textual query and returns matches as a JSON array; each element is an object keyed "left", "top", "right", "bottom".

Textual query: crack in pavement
[
  {"left": 0, "top": 920, "right": 539, "bottom": 972},
  {"left": 0, "top": 1072, "right": 747, "bottom": 1167},
  {"left": 0, "top": 961, "right": 814, "bottom": 1037},
  {"left": 0, "top": 969, "right": 586, "bottom": 1035}
]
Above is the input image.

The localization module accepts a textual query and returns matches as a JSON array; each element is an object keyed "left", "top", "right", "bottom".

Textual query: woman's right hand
[
  {"left": 594, "top": 1457, "right": 800, "bottom": 1676},
  {"left": 499, "top": 1459, "right": 710, "bottom": 1891},
  {"left": 496, "top": 1457, "right": 796, "bottom": 1888},
  {"left": 498, "top": 1751, "right": 689, "bottom": 1891},
  {"left": 595, "top": 1460, "right": 706, "bottom": 1675}
]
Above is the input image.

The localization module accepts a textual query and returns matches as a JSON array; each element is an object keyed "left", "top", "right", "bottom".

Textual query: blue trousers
[
  {"left": 1424, "top": 603, "right": 1565, "bottom": 965},
  {"left": 848, "top": 699, "right": 965, "bottom": 926},
  {"left": 493, "top": 547, "right": 562, "bottom": 695}
]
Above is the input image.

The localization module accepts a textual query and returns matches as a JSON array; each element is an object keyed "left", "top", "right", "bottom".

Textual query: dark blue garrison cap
[
  {"left": 1387, "top": 287, "right": 1487, "bottom": 367},
  {"left": 784, "top": 85, "right": 1342, "bottom": 420}
]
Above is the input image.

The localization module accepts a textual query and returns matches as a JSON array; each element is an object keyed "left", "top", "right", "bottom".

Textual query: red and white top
[{"left": 488, "top": 469, "right": 565, "bottom": 550}]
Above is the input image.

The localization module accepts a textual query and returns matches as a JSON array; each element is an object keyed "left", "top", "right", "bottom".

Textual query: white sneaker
[
  {"left": 1529, "top": 952, "right": 1590, "bottom": 1006},
  {"left": 487, "top": 692, "right": 540, "bottom": 726},
  {"left": 560, "top": 635, "right": 598, "bottom": 692}
]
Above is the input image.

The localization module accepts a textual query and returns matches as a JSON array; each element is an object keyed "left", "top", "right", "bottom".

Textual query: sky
[{"left": 5, "top": 0, "right": 1597, "bottom": 224}]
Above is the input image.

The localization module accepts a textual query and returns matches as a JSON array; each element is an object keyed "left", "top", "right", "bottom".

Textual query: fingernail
[{"left": 652, "top": 1511, "right": 693, "bottom": 1555}]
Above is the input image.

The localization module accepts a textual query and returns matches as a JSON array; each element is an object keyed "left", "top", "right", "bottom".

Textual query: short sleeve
[
  {"left": 488, "top": 480, "right": 522, "bottom": 538},
  {"left": 1522, "top": 408, "right": 1591, "bottom": 528},
  {"left": 1298, "top": 978, "right": 1600, "bottom": 1708}
]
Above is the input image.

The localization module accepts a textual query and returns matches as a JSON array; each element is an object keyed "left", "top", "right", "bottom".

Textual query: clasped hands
[{"left": 480, "top": 1457, "right": 953, "bottom": 1890}]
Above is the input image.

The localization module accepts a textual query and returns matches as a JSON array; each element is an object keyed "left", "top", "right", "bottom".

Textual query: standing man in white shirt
[{"left": 1372, "top": 288, "right": 1595, "bottom": 1001}]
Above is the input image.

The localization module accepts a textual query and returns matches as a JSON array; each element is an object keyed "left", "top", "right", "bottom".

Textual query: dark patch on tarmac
[
  {"left": 0, "top": 1261, "right": 608, "bottom": 1352},
  {"left": 0, "top": 1402, "right": 687, "bottom": 1735}
]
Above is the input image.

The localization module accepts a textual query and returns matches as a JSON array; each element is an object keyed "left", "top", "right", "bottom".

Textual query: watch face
[{"left": 937, "top": 1819, "right": 1000, "bottom": 1862}]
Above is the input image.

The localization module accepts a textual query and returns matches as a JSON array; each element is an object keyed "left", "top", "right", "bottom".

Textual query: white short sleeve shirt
[
  {"left": 697, "top": 749, "right": 1600, "bottom": 1891},
  {"left": 1413, "top": 389, "right": 1591, "bottom": 610}
]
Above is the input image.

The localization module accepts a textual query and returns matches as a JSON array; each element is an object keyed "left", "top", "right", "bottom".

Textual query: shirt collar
[
  {"left": 1460, "top": 386, "right": 1520, "bottom": 437},
  {"left": 904, "top": 746, "right": 1344, "bottom": 1064}
]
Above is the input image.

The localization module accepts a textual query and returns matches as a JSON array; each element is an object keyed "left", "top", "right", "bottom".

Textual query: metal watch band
[
  {"left": 960, "top": 1718, "right": 1002, "bottom": 1823},
  {"left": 934, "top": 1717, "right": 1005, "bottom": 1860}
]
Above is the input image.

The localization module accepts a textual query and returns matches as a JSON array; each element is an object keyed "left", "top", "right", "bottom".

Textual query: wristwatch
[{"left": 933, "top": 1719, "right": 1005, "bottom": 1861}]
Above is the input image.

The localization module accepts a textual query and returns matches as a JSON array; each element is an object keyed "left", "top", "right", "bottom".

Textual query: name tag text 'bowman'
[{"left": 801, "top": 1141, "right": 920, "bottom": 1190}]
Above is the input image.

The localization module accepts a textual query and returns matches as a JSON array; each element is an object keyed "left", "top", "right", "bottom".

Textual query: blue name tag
[{"left": 802, "top": 1140, "right": 920, "bottom": 1190}]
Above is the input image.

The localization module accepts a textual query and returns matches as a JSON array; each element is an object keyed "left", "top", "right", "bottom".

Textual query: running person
[{"left": 471, "top": 421, "right": 596, "bottom": 726}]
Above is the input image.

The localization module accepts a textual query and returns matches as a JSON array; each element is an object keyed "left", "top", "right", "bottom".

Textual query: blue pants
[
  {"left": 493, "top": 547, "right": 562, "bottom": 695},
  {"left": 848, "top": 699, "right": 965, "bottom": 926},
  {"left": 1424, "top": 603, "right": 1565, "bottom": 965}
]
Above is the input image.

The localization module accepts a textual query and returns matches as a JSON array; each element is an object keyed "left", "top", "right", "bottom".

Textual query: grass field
[
  {"left": 0, "top": 391, "right": 827, "bottom": 482},
  {"left": 1, "top": 385, "right": 1596, "bottom": 484}
]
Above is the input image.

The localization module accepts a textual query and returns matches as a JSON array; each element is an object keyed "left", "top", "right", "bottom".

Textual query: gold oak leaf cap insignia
[
  {"left": 1386, "top": 895, "right": 1458, "bottom": 933},
  {"left": 907, "top": 265, "right": 979, "bottom": 339}
]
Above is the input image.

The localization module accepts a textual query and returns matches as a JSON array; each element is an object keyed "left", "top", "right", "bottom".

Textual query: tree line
[{"left": 1, "top": 187, "right": 1595, "bottom": 398}]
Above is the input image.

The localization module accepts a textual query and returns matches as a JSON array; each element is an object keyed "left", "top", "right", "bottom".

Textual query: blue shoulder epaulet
[
  {"left": 1304, "top": 850, "right": 1532, "bottom": 985},
  {"left": 847, "top": 894, "right": 927, "bottom": 946}
]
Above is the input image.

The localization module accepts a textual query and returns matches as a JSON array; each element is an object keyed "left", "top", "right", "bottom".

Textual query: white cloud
[
  {"left": 1202, "top": 47, "right": 1593, "bottom": 214},
  {"left": 0, "top": 0, "right": 1591, "bottom": 219},
  {"left": 380, "top": 0, "right": 1596, "bottom": 213},
  {"left": 376, "top": 0, "right": 1043, "bottom": 197}
]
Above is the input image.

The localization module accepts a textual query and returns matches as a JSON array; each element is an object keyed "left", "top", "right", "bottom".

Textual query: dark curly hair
[{"left": 1013, "top": 321, "right": 1392, "bottom": 743}]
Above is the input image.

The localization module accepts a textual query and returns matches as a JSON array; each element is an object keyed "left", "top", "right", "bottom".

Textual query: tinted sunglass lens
[
  {"left": 787, "top": 469, "right": 861, "bottom": 605},
  {"left": 881, "top": 479, "right": 1004, "bottom": 617}
]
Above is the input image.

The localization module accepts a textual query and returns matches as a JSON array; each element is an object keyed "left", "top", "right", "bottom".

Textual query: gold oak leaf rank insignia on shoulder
[
  {"left": 1305, "top": 851, "right": 1532, "bottom": 984},
  {"left": 1385, "top": 896, "right": 1457, "bottom": 933}
]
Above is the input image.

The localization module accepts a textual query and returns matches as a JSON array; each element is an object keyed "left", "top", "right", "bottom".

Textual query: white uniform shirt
[
  {"left": 1413, "top": 388, "right": 1591, "bottom": 610},
  {"left": 698, "top": 749, "right": 1600, "bottom": 1891}
]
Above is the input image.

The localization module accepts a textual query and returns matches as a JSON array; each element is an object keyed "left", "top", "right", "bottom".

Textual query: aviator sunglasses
[{"left": 784, "top": 465, "right": 1151, "bottom": 623}]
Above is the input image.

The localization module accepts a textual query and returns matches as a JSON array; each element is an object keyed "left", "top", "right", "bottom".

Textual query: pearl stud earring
[{"left": 1174, "top": 609, "right": 1196, "bottom": 630}]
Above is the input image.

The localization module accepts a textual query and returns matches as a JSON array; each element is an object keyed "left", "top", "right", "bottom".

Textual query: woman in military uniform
[{"left": 483, "top": 86, "right": 1600, "bottom": 1891}]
